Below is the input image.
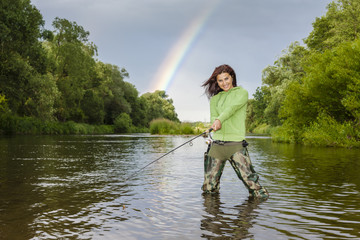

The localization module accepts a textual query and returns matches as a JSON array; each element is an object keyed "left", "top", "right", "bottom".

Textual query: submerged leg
[
  {"left": 229, "top": 150, "right": 269, "bottom": 199},
  {"left": 202, "top": 152, "right": 226, "bottom": 193}
]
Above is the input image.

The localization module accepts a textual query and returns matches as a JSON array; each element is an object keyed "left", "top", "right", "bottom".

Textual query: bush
[
  {"left": 179, "top": 122, "right": 194, "bottom": 135},
  {"left": 149, "top": 118, "right": 198, "bottom": 135},
  {"left": 272, "top": 113, "right": 360, "bottom": 148},
  {"left": 251, "top": 123, "right": 271, "bottom": 135},
  {"left": 114, "top": 113, "right": 133, "bottom": 133},
  {"left": 149, "top": 118, "right": 176, "bottom": 134},
  {"left": 302, "top": 113, "right": 360, "bottom": 148},
  {"left": 0, "top": 114, "right": 115, "bottom": 135},
  {"left": 0, "top": 113, "right": 17, "bottom": 134}
]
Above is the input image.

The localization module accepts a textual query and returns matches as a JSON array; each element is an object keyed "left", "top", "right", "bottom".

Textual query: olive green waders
[{"left": 202, "top": 141, "right": 269, "bottom": 199}]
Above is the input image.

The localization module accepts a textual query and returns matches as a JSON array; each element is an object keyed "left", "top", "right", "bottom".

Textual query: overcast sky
[{"left": 32, "top": 0, "right": 332, "bottom": 122}]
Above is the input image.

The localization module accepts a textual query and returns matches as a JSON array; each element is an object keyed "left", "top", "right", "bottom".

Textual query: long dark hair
[{"left": 202, "top": 64, "right": 237, "bottom": 98}]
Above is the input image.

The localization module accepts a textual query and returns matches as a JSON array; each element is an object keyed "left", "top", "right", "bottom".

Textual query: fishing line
[{"left": 125, "top": 128, "right": 213, "bottom": 181}]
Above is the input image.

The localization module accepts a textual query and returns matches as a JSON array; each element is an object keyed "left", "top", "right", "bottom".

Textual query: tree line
[
  {"left": 2, "top": 0, "right": 360, "bottom": 147},
  {"left": 0, "top": 0, "right": 179, "bottom": 134},
  {"left": 246, "top": 0, "right": 360, "bottom": 147}
]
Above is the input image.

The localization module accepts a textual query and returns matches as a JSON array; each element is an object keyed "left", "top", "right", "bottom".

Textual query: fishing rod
[{"left": 125, "top": 128, "right": 213, "bottom": 181}]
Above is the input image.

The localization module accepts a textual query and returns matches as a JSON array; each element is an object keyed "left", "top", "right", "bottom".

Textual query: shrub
[
  {"left": 271, "top": 123, "right": 301, "bottom": 143},
  {"left": 179, "top": 122, "right": 194, "bottom": 135},
  {"left": 0, "top": 113, "right": 17, "bottom": 134},
  {"left": 149, "top": 119, "right": 199, "bottom": 135},
  {"left": 302, "top": 113, "right": 360, "bottom": 148},
  {"left": 251, "top": 123, "right": 271, "bottom": 135},
  {"left": 114, "top": 113, "right": 133, "bottom": 133},
  {"left": 149, "top": 118, "right": 176, "bottom": 134}
]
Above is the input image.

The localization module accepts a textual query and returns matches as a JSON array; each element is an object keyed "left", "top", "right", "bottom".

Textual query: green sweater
[{"left": 210, "top": 86, "right": 248, "bottom": 141}]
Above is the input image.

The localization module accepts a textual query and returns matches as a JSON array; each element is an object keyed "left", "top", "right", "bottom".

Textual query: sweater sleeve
[
  {"left": 217, "top": 88, "right": 248, "bottom": 124},
  {"left": 210, "top": 96, "right": 218, "bottom": 123}
]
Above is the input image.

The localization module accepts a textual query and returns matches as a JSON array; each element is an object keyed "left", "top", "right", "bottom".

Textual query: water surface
[{"left": 0, "top": 134, "right": 359, "bottom": 239}]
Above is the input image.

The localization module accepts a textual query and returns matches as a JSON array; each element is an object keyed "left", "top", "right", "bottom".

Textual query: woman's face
[{"left": 216, "top": 72, "right": 234, "bottom": 92}]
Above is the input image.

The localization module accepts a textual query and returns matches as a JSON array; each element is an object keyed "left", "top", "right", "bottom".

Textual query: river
[{"left": 0, "top": 134, "right": 359, "bottom": 239}]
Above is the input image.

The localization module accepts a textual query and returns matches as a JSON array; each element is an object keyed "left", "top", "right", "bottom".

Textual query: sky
[{"left": 32, "top": 0, "right": 332, "bottom": 122}]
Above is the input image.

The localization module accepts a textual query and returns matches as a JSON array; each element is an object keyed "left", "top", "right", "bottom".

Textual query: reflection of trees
[
  {"left": 247, "top": 138, "right": 360, "bottom": 239},
  {"left": 0, "top": 135, "right": 133, "bottom": 239},
  {"left": 201, "top": 194, "right": 264, "bottom": 239},
  {"left": 0, "top": 136, "right": 47, "bottom": 240},
  {"left": 248, "top": 138, "right": 360, "bottom": 194}
]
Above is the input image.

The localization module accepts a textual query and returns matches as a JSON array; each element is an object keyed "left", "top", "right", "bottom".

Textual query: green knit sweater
[{"left": 210, "top": 86, "right": 248, "bottom": 141}]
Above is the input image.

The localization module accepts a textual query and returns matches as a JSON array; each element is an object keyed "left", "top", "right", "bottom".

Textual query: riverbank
[
  {"left": 0, "top": 115, "right": 115, "bottom": 135},
  {"left": 2, "top": 115, "right": 359, "bottom": 148},
  {"left": 0, "top": 115, "right": 201, "bottom": 136}
]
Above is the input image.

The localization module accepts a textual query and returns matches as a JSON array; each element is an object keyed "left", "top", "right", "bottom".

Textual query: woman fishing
[{"left": 201, "top": 64, "right": 269, "bottom": 199}]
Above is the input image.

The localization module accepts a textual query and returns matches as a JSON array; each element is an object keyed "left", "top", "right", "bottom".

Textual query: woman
[{"left": 202, "top": 64, "right": 269, "bottom": 199}]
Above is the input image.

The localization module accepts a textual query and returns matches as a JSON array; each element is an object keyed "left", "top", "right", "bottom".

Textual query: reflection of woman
[
  {"left": 201, "top": 194, "right": 260, "bottom": 239},
  {"left": 202, "top": 64, "right": 269, "bottom": 199}
]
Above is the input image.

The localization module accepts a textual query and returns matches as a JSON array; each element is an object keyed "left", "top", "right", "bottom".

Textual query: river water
[{"left": 0, "top": 134, "right": 360, "bottom": 239}]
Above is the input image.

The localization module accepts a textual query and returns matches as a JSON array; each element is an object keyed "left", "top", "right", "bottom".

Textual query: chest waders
[{"left": 202, "top": 140, "right": 269, "bottom": 199}]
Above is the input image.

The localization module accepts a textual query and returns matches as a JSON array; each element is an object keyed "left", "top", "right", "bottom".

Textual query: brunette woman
[{"left": 202, "top": 64, "right": 269, "bottom": 199}]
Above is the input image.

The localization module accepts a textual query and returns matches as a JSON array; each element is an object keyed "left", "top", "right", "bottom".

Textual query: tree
[
  {"left": 81, "top": 90, "right": 104, "bottom": 124},
  {"left": 46, "top": 17, "right": 97, "bottom": 122},
  {"left": 305, "top": 0, "right": 360, "bottom": 52},
  {"left": 141, "top": 90, "right": 179, "bottom": 123},
  {"left": 24, "top": 73, "right": 59, "bottom": 120},
  {"left": 279, "top": 39, "right": 360, "bottom": 142},
  {"left": 96, "top": 63, "right": 132, "bottom": 125},
  {"left": 257, "top": 42, "right": 307, "bottom": 126},
  {"left": 0, "top": 0, "right": 48, "bottom": 116},
  {"left": 0, "top": 94, "right": 8, "bottom": 114},
  {"left": 114, "top": 113, "right": 132, "bottom": 133}
]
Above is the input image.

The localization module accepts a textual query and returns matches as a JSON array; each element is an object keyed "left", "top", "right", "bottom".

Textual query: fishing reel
[
  {"left": 203, "top": 128, "right": 214, "bottom": 145},
  {"left": 204, "top": 132, "right": 213, "bottom": 145}
]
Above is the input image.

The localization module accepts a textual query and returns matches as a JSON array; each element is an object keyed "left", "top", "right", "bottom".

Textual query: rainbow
[{"left": 148, "top": 1, "right": 220, "bottom": 92}]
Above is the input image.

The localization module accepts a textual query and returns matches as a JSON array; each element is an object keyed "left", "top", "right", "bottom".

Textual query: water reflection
[
  {"left": 1, "top": 135, "right": 360, "bottom": 239},
  {"left": 201, "top": 194, "right": 264, "bottom": 239},
  {"left": 247, "top": 137, "right": 360, "bottom": 239}
]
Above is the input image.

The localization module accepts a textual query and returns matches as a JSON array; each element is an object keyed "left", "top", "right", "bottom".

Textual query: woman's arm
[{"left": 217, "top": 88, "right": 248, "bottom": 124}]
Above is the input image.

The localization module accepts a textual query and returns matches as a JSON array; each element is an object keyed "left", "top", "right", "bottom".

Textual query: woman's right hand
[{"left": 211, "top": 119, "right": 222, "bottom": 131}]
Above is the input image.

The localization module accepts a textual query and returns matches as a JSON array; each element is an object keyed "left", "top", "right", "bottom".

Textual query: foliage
[
  {"left": 47, "top": 17, "right": 97, "bottom": 122},
  {"left": 271, "top": 124, "right": 298, "bottom": 144},
  {"left": 0, "top": 0, "right": 47, "bottom": 115},
  {"left": 0, "top": 1, "right": 181, "bottom": 135},
  {"left": 280, "top": 39, "right": 360, "bottom": 142},
  {"left": 305, "top": 0, "right": 360, "bottom": 51},
  {"left": 0, "top": 94, "right": 9, "bottom": 113},
  {"left": 141, "top": 90, "right": 180, "bottom": 123},
  {"left": 179, "top": 122, "right": 195, "bottom": 135},
  {"left": 301, "top": 112, "right": 360, "bottom": 148},
  {"left": 249, "top": 42, "right": 308, "bottom": 129},
  {"left": 247, "top": 0, "right": 360, "bottom": 147},
  {"left": 81, "top": 89, "right": 105, "bottom": 124},
  {"left": 25, "top": 73, "right": 59, "bottom": 120},
  {"left": 251, "top": 123, "right": 272, "bottom": 135},
  {"left": 0, "top": 115, "right": 113, "bottom": 135},
  {"left": 114, "top": 113, "right": 132, "bottom": 133},
  {"left": 149, "top": 118, "right": 195, "bottom": 135},
  {"left": 150, "top": 118, "right": 176, "bottom": 135}
]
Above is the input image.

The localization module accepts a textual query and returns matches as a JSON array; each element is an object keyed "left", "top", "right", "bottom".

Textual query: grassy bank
[
  {"left": 0, "top": 115, "right": 115, "bottom": 135},
  {"left": 271, "top": 116, "right": 360, "bottom": 148},
  {"left": 249, "top": 123, "right": 272, "bottom": 135},
  {"left": 0, "top": 115, "right": 203, "bottom": 136}
]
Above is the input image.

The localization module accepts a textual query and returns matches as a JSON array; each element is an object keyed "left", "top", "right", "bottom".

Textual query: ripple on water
[{"left": 2, "top": 135, "right": 360, "bottom": 239}]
